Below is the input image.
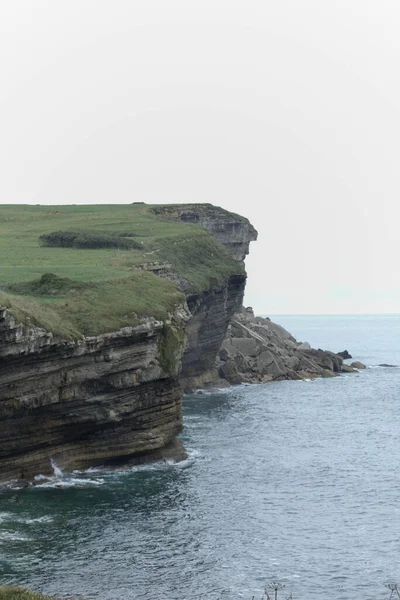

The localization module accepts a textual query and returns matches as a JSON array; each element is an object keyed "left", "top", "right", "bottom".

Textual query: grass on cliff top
[
  {"left": 0, "top": 272, "right": 185, "bottom": 338},
  {"left": 0, "top": 587, "right": 54, "bottom": 599},
  {"left": 0, "top": 203, "right": 242, "bottom": 336}
]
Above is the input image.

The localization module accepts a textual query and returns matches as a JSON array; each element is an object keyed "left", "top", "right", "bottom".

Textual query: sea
[{"left": 1, "top": 314, "right": 400, "bottom": 600}]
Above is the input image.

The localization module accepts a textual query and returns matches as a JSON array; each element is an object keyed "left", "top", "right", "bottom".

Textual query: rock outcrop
[
  {"left": 0, "top": 306, "right": 188, "bottom": 481},
  {"left": 337, "top": 350, "right": 352, "bottom": 359},
  {"left": 0, "top": 206, "right": 257, "bottom": 483},
  {"left": 153, "top": 203, "right": 258, "bottom": 261},
  {"left": 213, "top": 308, "right": 360, "bottom": 385}
]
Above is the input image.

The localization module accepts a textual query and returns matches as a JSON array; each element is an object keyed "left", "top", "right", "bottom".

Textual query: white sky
[{"left": 2, "top": 0, "right": 400, "bottom": 314}]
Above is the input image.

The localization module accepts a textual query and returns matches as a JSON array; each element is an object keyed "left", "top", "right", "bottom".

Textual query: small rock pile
[{"left": 216, "top": 307, "right": 366, "bottom": 385}]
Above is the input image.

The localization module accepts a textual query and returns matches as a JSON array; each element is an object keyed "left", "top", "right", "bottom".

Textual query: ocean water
[{"left": 1, "top": 315, "right": 400, "bottom": 600}]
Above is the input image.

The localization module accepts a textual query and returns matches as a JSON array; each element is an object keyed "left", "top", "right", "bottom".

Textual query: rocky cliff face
[
  {"left": 0, "top": 207, "right": 257, "bottom": 483},
  {"left": 0, "top": 306, "right": 188, "bottom": 481},
  {"left": 154, "top": 204, "right": 258, "bottom": 261},
  {"left": 180, "top": 274, "right": 247, "bottom": 390}
]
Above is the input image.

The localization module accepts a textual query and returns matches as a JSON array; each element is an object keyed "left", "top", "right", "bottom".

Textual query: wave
[
  {"left": 185, "top": 386, "right": 234, "bottom": 397},
  {"left": 33, "top": 475, "right": 105, "bottom": 489},
  {"left": 0, "top": 512, "right": 53, "bottom": 525},
  {"left": 0, "top": 531, "right": 31, "bottom": 542},
  {"left": 32, "top": 459, "right": 105, "bottom": 489},
  {"left": 31, "top": 449, "right": 201, "bottom": 489}
]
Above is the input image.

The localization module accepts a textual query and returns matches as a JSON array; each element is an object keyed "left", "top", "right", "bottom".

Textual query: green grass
[
  {"left": 0, "top": 587, "right": 54, "bottom": 599},
  {"left": 151, "top": 232, "right": 244, "bottom": 292},
  {"left": 0, "top": 272, "right": 185, "bottom": 339},
  {"left": 0, "top": 204, "right": 242, "bottom": 337}
]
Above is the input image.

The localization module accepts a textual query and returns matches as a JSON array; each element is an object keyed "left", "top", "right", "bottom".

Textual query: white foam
[
  {"left": 0, "top": 531, "right": 31, "bottom": 542},
  {"left": 50, "top": 458, "right": 63, "bottom": 478},
  {"left": 19, "top": 515, "right": 54, "bottom": 524},
  {"left": 0, "top": 512, "right": 53, "bottom": 525},
  {"left": 70, "top": 448, "right": 201, "bottom": 479},
  {"left": 0, "top": 512, "right": 12, "bottom": 523},
  {"left": 187, "top": 387, "right": 233, "bottom": 397},
  {"left": 33, "top": 476, "right": 105, "bottom": 489}
]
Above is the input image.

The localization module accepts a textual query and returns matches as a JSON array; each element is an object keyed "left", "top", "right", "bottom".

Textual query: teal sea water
[{"left": 1, "top": 315, "right": 400, "bottom": 599}]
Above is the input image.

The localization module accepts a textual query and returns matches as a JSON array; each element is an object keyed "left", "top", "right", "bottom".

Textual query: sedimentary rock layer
[
  {"left": 180, "top": 273, "right": 247, "bottom": 390},
  {"left": 154, "top": 203, "right": 258, "bottom": 261},
  {"left": 0, "top": 307, "right": 186, "bottom": 480},
  {"left": 0, "top": 207, "right": 258, "bottom": 482}
]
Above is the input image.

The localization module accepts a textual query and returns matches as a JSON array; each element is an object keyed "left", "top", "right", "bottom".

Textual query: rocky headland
[{"left": 0, "top": 203, "right": 363, "bottom": 483}]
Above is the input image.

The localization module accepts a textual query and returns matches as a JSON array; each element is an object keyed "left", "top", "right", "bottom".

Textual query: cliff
[
  {"left": 0, "top": 203, "right": 360, "bottom": 484},
  {"left": 0, "top": 306, "right": 188, "bottom": 481},
  {"left": 0, "top": 203, "right": 256, "bottom": 482},
  {"left": 152, "top": 203, "right": 258, "bottom": 261}
]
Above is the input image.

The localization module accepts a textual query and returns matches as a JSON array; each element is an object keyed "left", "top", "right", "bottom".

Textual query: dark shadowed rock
[
  {"left": 337, "top": 350, "right": 352, "bottom": 359},
  {"left": 219, "top": 360, "right": 242, "bottom": 385}
]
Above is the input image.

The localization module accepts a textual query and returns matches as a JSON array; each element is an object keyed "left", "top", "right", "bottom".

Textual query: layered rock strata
[
  {"left": 0, "top": 306, "right": 187, "bottom": 481},
  {"left": 0, "top": 208, "right": 258, "bottom": 482},
  {"left": 180, "top": 274, "right": 246, "bottom": 390},
  {"left": 154, "top": 204, "right": 258, "bottom": 261}
]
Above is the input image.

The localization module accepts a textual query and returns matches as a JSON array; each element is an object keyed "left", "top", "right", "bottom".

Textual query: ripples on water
[{"left": 1, "top": 316, "right": 400, "bottom": 600}]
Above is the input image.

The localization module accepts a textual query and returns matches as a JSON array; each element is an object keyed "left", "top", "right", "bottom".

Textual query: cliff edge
[
  {"left": 0, "top": 203, "right": 360, "bottom": 483},
  {"left": 0, "top": 203, "right": 256, "bottom": 482}
]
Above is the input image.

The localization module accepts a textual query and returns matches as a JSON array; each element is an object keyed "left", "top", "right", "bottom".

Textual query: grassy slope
[{"left": 0, "top": 204, "right": 243, "bottom": 337}]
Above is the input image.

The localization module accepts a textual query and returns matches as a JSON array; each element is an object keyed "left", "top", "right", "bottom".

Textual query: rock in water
[
  {"left": 350, "top": 361, "right": 367, "bottom": 369},
  {"left": 337, "top": 350, "right": 352, "bottom": 359}
]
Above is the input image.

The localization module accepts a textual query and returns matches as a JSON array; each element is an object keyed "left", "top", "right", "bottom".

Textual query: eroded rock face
[
  {"left": 213, "top": 309, "right": 359, "bottom": 385},
  {"left": 156, "top": 204, "right": 258, "bottom": 261},
  {"left": 0, "top": 207, "right": 258, "bottom": 482},
  {"left": 180, "top": 274, "right": 247, "bottom": 390},
  {"left": 0, "top": 307, "right": 188, "bottom": 481}
]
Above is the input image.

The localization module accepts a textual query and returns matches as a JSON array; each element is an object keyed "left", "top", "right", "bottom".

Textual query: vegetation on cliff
[{"left": 0, "top": 203, "right": 243, "bottom": 337}]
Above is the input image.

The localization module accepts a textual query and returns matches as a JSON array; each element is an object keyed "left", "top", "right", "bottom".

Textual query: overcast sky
[{"left": 2, "top": 0, "right": 400, "bottom": 314}]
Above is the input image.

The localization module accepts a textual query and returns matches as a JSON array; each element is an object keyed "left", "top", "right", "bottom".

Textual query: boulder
[
  {"left": 350, "top": 361, "right": 367, "bottom": 369},
  {"left": 230, "top": 336, "right": 259, "bottom": 357},
  {"left": 341, "top": 364, "right": 357, "bottom": 373},
  {"left": 301, "top": 349, "right": 343, "bottom": 372},
  {"left": 219, "top": 360, "right": 242, "bottom": 385},
  {"left": 219, "top": 347, "right": 230, "bottom": 362},
  {"left": 298, "top": 342, "right": 311, "bottom": 350},
  {"left": 257, "top": 350, "right": 286, "bottom": 378}
]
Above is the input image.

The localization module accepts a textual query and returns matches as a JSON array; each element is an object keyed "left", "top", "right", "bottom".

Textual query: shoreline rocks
[{"left": 202, "top": 308, "right": 367, "bottom": 387}]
